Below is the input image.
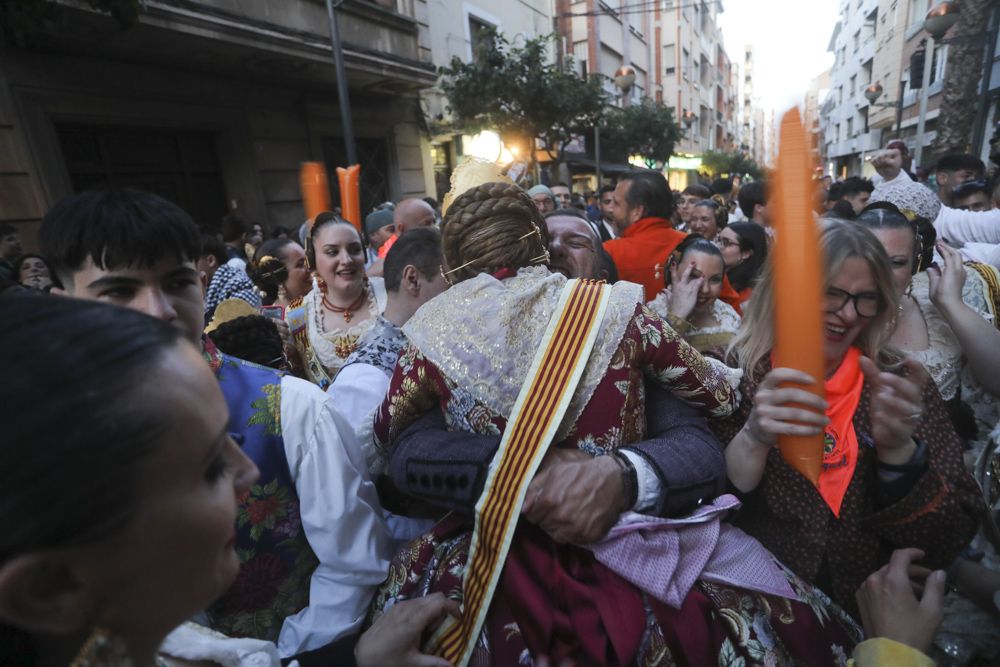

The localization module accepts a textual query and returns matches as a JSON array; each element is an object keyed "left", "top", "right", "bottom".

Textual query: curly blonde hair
[{"left": 441, "top": 182, "right": 550, "bottom": 284}]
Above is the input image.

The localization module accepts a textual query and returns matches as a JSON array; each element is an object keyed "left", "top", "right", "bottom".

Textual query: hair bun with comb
[{"left": 441, "top": 182, "right": 550, "bottom": 284}]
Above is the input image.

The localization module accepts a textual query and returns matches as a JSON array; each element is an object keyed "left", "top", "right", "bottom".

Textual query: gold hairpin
[
  {"left": 442, "top": 259, "right": 477, "bottom": 276},
  {"left": 529, "top": 250, "right": 550, "bottom": 264},
  {"left": 518, "top": 227, "right": 541, "bottom": 241}
]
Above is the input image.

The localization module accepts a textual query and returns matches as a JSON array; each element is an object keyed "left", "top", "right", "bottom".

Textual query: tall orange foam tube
[
  {"left": 337, "top": 165, "right": 362, "bottom": 233},
  {"left": 300, "top": 162, "right": 331, "bottom": 224},
  {"left": 772, "top": 109, "right": 825, "bottom": 486}
]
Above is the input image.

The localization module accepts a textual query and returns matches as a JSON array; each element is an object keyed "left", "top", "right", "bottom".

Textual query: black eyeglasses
[{"left": 823, "top": 287, "right": 882, "bottom": 318}]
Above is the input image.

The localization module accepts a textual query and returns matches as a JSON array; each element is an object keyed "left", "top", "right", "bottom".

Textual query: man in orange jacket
[
  {"left": 603, "top": 172, "right": 686, "bottom": 302},
  {"left": 604, "top": 171, "right": 743, "bottom": 312}
]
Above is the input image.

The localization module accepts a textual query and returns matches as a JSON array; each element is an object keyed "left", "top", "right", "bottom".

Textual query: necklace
[{"left": 321, "top": 289, "right": 367, "bottom": 324}]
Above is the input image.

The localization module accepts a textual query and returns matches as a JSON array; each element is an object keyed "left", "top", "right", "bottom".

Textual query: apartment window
[
  {"left": 849, "top": 74, "right": 856, "bottom": 97},
  {"left": 468, "top": 16, "right": 494, "bottom": 62},
  {"left": 846, "top": 117, "right": 854, "bottom": 137},
  {"left": 664, "top": 43, "right": 676, "bottom": 74},
  {"left": 852, "top": 30, "right": 860, "bottom": 52},
  {"left": 835, "top": 123, "right": 841, "bottom": 141},
  {"left": 682, "top": 48, "right": 690, "bottom": 80},
  {"left": 932, "top": 43, "right": 948, "bottom": 84}
]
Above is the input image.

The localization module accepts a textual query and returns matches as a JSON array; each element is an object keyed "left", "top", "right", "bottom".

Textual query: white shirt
[
  {"left": 934, "top": 205, "right": 1000, "bottom": 245},
  {"left": 932, "top": 205, "right": 1000, "bottom": 269},
  {"left": 328, "top": 363, "right": 389, "bottom": 469},
  {"left": 329, "top": 363, "right": 437, "bottom": 545},
  {"left": 276, "top": 375, "right": 392, "bottom": 657}
]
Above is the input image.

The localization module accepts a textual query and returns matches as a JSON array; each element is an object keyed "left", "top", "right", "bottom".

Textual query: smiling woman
[
  {"left": 712, "top": 219, "right": 981, "bottom": 621},
  {"left": 285, "top": 215, "right": 387, "bottom": 388}
]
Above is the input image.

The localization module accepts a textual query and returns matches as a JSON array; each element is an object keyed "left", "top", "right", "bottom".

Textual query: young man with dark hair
[
  {"left": 593, "top": 184, "right": 617, "bottom": 240},
  {"left": 951, "top": 179, "right": 993, "bottom": 212},
  {"left": 220, "top": 213, "right": 252, "bottom": 269},
  {"left": 603, "top": 170, "right": 685, "bottom": 300},
  {"left": 935, "top": 153, "right": 985, "bottom": 206},
  {"left": 838, "top": 176, "right": 875, "bottom": 214},
  {"left": 198, "top": 233, "right": 261, "bottom": 321},
  {"left": 550, "top": 182, "right": 572, "bottom": 209},
  {"left": 40, "top": 188, "right": 390, "bottom": 660},
  {"left": 329, "top": 227, "right": 448, "bottom": 497},
  {"left": 737, "top": 180, "right": 768, "bottom": 225}
]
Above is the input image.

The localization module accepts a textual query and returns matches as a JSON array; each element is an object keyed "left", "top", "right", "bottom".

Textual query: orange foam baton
[
  {"left": 337, "top": 165, "right": 361, "bottom": 232},
  {"left": 772, "top": 108, "right": 825, "bottom": 486},
  {"left": 300, "top": 162, "right": 331, "bottom": 224}
]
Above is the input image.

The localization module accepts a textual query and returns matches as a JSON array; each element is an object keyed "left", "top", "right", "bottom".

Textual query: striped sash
[{"left": 427, "top": 278, "right": 612, "bottom": 666}]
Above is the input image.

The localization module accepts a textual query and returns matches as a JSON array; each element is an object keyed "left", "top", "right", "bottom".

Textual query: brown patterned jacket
[{"left": 710, "top": 360, "right": 983, "bottom": 619}]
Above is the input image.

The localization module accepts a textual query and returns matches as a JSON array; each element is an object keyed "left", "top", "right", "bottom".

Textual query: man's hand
[
  {"left": 522, "top": 450, "right": 625, "bottom": 544},
  {"left": 356, "top": 593, "right": 460, "bottom": 667},
  {"left": 855, "top": 548, "right": 945, "bottom": 654}
]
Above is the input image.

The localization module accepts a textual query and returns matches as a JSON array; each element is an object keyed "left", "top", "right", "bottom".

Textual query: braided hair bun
[
  {"left": 249, "top": 239, "right": 294, "bottom": 305},
  {"left": 441, "top": 182, "right": 549, "bottom": 284}
]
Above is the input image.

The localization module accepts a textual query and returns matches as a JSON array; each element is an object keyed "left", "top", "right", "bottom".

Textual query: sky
[{"left": 718, "top": 0, "right": 839, "bottom": 116}]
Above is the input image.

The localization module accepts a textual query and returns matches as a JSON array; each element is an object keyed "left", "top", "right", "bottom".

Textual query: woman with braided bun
[
  {"left": 249, "top": 239, "right": 311, "bottom": 310},
  {"left": 368, "top": 181, "right": 860, "bottom": 666}
]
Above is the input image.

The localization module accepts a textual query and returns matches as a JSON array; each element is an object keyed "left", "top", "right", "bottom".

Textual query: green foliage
[
  {"left": 438, "top": 29, "right": 609, "bottom": 159},
  {"left": 601, "top": 99, "right": 683, "bottom": 168},
  {"left": 701, "top": 149, "right": 764, "bottom": 180},
  {"left": 1, "top": 0, "right": 142, "bottom": 46}
]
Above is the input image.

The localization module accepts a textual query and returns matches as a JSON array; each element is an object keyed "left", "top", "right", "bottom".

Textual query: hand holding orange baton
[{"left": 771, "top": 108, "right": 825, "bottom": 485}]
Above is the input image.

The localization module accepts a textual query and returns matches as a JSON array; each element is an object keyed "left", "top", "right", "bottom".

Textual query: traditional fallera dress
[
  {"left": 286, "top": 277, "right": 387, "bottom": 389},
  {"left": 369, "top": 266, "right": 860, "bottom": 666},
  {"left": 903, "top": 263, "right": 1000, "bottom": 664}
]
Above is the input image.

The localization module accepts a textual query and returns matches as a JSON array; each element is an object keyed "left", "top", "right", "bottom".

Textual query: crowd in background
[{"left": 2, "top": 134, "right": 1000, "bottom": 667}]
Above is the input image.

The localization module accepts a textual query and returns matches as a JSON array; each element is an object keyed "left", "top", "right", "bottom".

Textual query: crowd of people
[{"left": 1, "top": 137, "right": 999, "bottom": 667}]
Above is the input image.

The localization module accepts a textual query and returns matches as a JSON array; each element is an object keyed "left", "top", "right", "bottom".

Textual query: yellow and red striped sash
[{"left": 426, "top": 278, "right": 612, "bottom": 666}]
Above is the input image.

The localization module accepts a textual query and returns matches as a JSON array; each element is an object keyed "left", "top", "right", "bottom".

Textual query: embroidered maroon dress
[{"left": 369, "top": 267, "right": 860, "bottom": 665}]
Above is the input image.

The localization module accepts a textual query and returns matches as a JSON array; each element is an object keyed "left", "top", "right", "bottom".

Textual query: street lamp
[
  {"left": 613, "top": 66, "right": 636, "bottom": 107},
  {"left": 923, "top": 1, "right": 960, "bottom": 40},
  {"left": 864, "top": 81, "right": 905, "bottom": 138},
  {"left": 910, "top": 2, "right": 961, "bottom": 167},
  {"left": 920, "top": 0, "right": 998, "bottom": 155}
]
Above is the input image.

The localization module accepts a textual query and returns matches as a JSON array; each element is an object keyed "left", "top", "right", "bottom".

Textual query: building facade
[
  {"left": 656, "top": 1, "right": 739, "bottom": 163},
  {"left": 420, "top": 0, "right": 554, "bottom": 199},
  {"left": 822, "top": 0, "right": 882, "bottom": 178},
  {"left": 820, "top": 0, "right": 1000, "bottom": 176},
  {"left": 0, "top": 0, "right": 437, "bottom": 248}
]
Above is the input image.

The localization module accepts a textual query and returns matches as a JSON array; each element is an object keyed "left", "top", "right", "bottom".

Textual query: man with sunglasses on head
[{"left": 952, "top": 180, "right": 994, "bottom": 213}]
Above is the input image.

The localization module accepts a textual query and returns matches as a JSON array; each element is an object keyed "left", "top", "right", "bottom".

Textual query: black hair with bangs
[{"left": 39, "top": 188, "right": 201, "bottom": 286}]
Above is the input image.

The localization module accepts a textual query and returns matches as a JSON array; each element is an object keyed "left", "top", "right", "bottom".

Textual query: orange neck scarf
[{"left": 819, "top": 346, "right": 864, "bottom": 516}]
